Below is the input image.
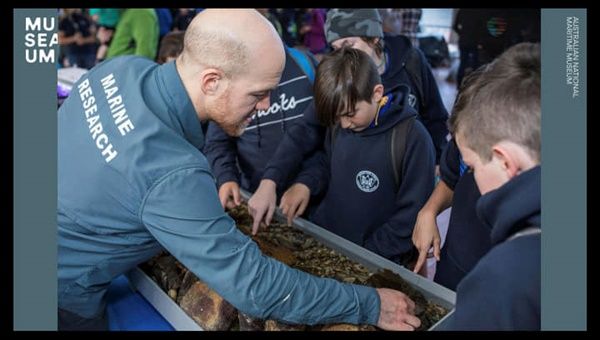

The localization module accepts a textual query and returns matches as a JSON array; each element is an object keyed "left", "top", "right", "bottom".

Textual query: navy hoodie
[
  {"left": 434, "top": 138, "right": 492, "bottom": 291},
  {"left": 260, "top": 35, "right": 449, "bottom": 191},
  {"left": 310, "top": 86, "right": 436, "bottom": 264},
  {"left": 381, "top": 34, "right": 449, "bottom": 163},
  {"left": 203, "top": 48, "right": 321, "bottom": 195},
  {"left": 441, "top": 166, "right": 541, "bottom": 330}
]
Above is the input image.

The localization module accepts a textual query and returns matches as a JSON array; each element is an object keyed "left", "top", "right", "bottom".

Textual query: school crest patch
[{"left": 356, "top": 170, "right": 379, "bottom": 193}]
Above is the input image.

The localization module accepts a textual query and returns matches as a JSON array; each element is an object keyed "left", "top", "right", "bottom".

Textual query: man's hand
[
  {"left": 376, "top": 288, "right": 421, "bottom": 331},
  {"left": 279, "top": 183, "right": 310, "bottom": 226},
  {"left": 411, "top": 209, "right": 441, "bottom": 274},
  {"left": 218, "top": 181, "right": 241, "bottom": 210},
  {"left": 248, "top": 179, "right": 277, "bottom": 235}
]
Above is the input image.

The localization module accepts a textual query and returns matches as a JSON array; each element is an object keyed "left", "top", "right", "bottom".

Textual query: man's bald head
[{"left": 180, "top": 9, "right": 284, "bottom": 77}]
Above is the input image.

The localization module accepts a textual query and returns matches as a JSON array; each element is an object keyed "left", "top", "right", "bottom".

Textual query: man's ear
[{"left": 199, "top": 68, "right": 226, "bottom": 95}]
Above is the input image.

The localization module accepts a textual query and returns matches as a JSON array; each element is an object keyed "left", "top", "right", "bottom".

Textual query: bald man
[{"left": 58, "top": 9, "right": 419, "bottom": 331}]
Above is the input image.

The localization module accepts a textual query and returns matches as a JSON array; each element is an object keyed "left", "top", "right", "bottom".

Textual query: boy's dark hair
[
  {"left": 157, "top": 31, "right": 185, "bottom": 64},
  {"left": 314, "top": 46, "right": 382, "bottom": 127},
  {"left": 449, "top": 42, "right": 541, "bottom": 162}
]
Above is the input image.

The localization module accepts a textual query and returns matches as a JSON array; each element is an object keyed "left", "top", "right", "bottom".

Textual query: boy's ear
[
  {"left": 491, "top": 144, "right": 520, "bottom": 179},
  {"left": 372, "top": 84, "right": 384, "bottom": 102},
  {"left": 199, "top": 68, "right": 226, "bottom": 96}
]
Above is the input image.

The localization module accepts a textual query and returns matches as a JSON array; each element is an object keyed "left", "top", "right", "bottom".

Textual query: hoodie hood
[
  {"left": 381, "top": 34, "right": 413, "bottom": 90},
  {"left": 354, "top": 83, "right": 417, "bottom": 137},
  {"left": 476, "top": 166, "right": 541, "bottom": 245}
]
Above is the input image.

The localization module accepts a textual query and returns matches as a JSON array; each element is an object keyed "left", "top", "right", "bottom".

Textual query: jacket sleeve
[
  {"left": 416, "top": 48, "right": 449, "bottom": 164},
  {"left": 262, "top": 102, "right": 326, "bottom": 189},
  {"left": 203, "top": 121, "right": 240, "bottom": 188},
  {"left": 141, "top": 166, "right": 380, "bottom": 325},
  {"left": 439, "top": 137, "right": 461, "bottom": 190},
  {"left": 363, "top": 121, "right": 436, "bottom": 261},
  {"left": 292, "top": 140, "right": 330, "bottom": 198}
]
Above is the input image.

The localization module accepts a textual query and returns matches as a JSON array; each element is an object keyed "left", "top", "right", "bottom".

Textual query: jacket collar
[{"left": 155, "top": 61, "right": 205, "bottom": 150}]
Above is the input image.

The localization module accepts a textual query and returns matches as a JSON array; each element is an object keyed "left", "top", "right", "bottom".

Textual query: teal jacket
[{"left": 57, "top": 56, "right": 380, "bottom": 325}]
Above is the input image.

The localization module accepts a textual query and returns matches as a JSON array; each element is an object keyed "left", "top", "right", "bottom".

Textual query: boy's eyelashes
[{"left": 338, "top": 108, "right": 357, "bottom": 118}]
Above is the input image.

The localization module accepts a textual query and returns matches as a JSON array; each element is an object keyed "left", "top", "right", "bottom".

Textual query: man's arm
[{"left": 141, "top": 166, "right": 419, "bottom": 329}]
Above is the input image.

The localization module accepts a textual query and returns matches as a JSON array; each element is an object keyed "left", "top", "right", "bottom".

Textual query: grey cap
[{"left": 324, "top": 9, "right": 384, "bottom": 45}]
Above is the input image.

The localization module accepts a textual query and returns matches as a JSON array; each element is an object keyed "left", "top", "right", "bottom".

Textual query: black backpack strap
[
  {"left": 391, "top": 116, "right": 416, "bottom": 190},
  {"left": 403, "top": 47, "right": 426, "bottom": 110}
]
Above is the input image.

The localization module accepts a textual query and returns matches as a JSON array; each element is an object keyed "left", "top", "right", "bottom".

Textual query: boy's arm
[
  {"left": 249, "top": 103, "right": 325, "bottom": 233},
  {"left": 439, "top": 138, "right": 462, "bottom": 190},
  {"left": 279, "top": 131, "right": 331, "bottom": 225},
  {"left": 364, "top": 121, "right": 436, "bottom": 263},
  {"left": 416, "top": 49, "right": 450, "bottom": 164},
  {"left": 203, "top": 121, "right": 240, "bottom": 189},
  {"left": 261, "top": 102, "right": 326, "bottom": 189},
  {"left": 291, "top": 146, "right": 329, "bottom": 198}
]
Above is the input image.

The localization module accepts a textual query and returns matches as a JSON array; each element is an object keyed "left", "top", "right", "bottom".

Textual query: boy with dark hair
[
  {"left": 440, "top": 42, "right": 541, "bottom": 330},
  {"left": 248, "top": 8, "right": 448, "bottom": 234},
  {"left": 302, "top": 46, "right": 436, "bottom": 267}
]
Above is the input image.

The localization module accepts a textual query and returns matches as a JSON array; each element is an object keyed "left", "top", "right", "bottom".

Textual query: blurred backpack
[
  {"left": 418, "top": 35, "right": 450, "bottom": 68},
  {"left": 285, "top": 45, "right": 317, "bottom": 84}
]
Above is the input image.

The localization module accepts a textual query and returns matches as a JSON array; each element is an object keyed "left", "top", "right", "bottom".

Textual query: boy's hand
[
  {"left": 279, "top": 183, "right": 310, "bottom": 226},
  {"left": 376, "top": 288, "right": 421, "bottom": 331},
  {"left": 218, "top": 181, "right": 241, "bottom": 210},
  {"left": 248, "top": 179, "right": 277, "bottom": 235},
  {"left": 411, "top": 209, "right": 441, "bottom": 274}
]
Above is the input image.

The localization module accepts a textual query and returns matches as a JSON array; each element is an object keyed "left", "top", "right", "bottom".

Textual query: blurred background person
[
  {"left": 106, "top": 8, "right": 159, "bottom": 60},
  {"left": 58, "top": 8, "right": 98, "bottom": 69}
]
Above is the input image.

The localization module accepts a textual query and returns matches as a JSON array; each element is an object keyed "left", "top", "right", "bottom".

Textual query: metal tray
[{"left": 127, "top": 189, "right": 456, "bottom": 330}]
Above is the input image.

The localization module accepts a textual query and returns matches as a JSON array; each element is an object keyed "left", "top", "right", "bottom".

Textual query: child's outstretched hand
[{"left": 279, "top": 183, "right": 311, "bottom": 226}]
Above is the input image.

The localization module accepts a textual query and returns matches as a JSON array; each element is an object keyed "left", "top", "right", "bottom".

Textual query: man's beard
[
  {"left": 222, "top": 118, "right": 250, "bottom": 137},
  {"left": 209, "top": 93, "right": 252, "bottom": 137}
]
